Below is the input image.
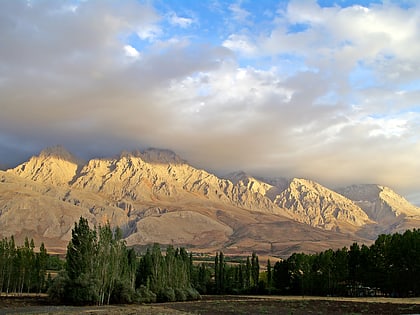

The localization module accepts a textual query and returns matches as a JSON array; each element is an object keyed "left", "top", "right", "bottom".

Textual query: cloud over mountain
[{"left": 1, "top": 0, "right": 419, "bottom": 205}]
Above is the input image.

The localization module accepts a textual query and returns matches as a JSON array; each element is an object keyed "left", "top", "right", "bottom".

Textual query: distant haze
[{"left": 1, "top": 1, "right": 419, "bottom": 205}]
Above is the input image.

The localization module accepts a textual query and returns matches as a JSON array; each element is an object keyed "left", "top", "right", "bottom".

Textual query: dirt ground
[{"left": 1, "top": 295, "right": 420, "bottom": 315}]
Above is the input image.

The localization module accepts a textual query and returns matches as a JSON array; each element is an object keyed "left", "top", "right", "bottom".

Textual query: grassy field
[{"left": 1, "top": 295, "right": 420, "bottom": 314}]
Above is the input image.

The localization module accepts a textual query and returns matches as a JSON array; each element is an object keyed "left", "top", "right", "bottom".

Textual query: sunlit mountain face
[{"left": 1, "top": 147, "right": 419, "bottom": 257}]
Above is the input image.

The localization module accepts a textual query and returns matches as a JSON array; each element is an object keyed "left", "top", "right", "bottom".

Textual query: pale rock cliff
[
  {"left": 223, "top": 172, "right": 291, "bottom": 217},
  {"left": 336, "top": 184, "right": 420, "bottom": 222},
  {"left": 254, "top": 176, "right": 290, "bottom": 200},
  {"left": 274, "top": 178, "right": 372, "bottom": 230},
  {"left": 72, "top": 151, "right": 289, "bottom": 217},
  {"left": 0, "top": 170, "right": 94, "bottom": 252},
  {"left": 7, "top": 145, "right": 83, "bottom": 186}
]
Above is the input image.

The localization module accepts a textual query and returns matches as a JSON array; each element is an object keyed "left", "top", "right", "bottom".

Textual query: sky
[{"left": 1, "top": 0, "right": 420, "bottom": 204}]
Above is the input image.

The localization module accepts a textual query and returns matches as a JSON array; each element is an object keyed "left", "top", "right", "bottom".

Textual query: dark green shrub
[
  {"left": 185, "top": 287, "right": 201, "bottom": 300},
  {"left": 64, "top": 274, "right": 99, "bottom": 305},
  {"left": 111, "top": 280, "right": 137, "bottom": 304},
  {"left": 174, "top": 287, "right": 187, "bottom": 301},
  {"left": 157, "top": 287, "right": 176, "bottom": 302},
  {"left": 47, "top": 271, "right": 68, "bottom": 304},
  {"left": 137, "top": 285, "right": 157, "bottom": 303}
]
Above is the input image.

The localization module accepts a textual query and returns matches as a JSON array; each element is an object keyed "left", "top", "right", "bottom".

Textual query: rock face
[
  {"left": 2, "top": 146, "right": 420, "bottom": 256},
  {"left": 335, "top": 184, "right": 420, "bottom": 236},
  {"left": 336, "top": 184, "right": 420, "bottom": 220},
  {"left": 8, "top": 145, "right": 83, "bottom": 186},
  {"left": 274, "top": 178, "right": 372, "bottom": 231}
]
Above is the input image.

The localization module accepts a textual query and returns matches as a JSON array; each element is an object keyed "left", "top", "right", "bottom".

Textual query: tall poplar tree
[
  {"left": 214, "top": 253, "right": 219, "bottom": 293},
  {"left": 65, "top": 217, "right": 99, "bottom": 305},
  {"left": 36, "top": 243, "right": 49, "bottom": 293},
  {"left": 245, "top": 256, "right": 251, "bottom": 289},
  {"left": 251, "top": 252, "right": 259, "bottom": 289},
  {"left": 267, "top": 259, "right": 272, "bottom": 293}
]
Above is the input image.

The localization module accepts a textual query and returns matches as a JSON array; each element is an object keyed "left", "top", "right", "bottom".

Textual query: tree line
[
  {"left": 1, "top": 216, "right": 420, "bottom": 304},
  {"left": 0, "top": 236, "right": 48, "bottom": 294},
  {"left": 49, "top": 217, "right": 141, "bottom": 305},
  {"left": 180, "top": 230, "right": 420, "bottom": 297},
  {"left": 136, "top": 244, "right": 200, "bottom": 302},
  {"left": 47, "top": 217, "right": 263, "bottom": 304},
  {"left": 48, "top": 217, "right": 200, "bottom": 305},
  {"left": 204, "top": 251, "right": 261, "bottom": 294},
  {"left": 271, "top": 229, "right": 420, "bottom": 297}
]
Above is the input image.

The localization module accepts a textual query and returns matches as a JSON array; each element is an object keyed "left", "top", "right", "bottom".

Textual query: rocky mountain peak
[
  {"left": 289, "top": 177, "right": 315, "bottom": 189},
  {"left": 377, "top": 186, "right": 420, "bottom": 217},
  {"left": 143, "top": 148, "right": 186, "bottom": 164},
  {"left": 7, "top": 146, "right": 83, "bottom": 186},
  {"left": 336, "top": 184, "right": 420, "bottom": 222},
  {"left": 226, "top": 171, "right": 252, "bottom": 184},
  {"left": 275, "top": 178, "right": 371, "bottom": 230},
  {"left": 39, "top": 145, "right": 83, "bottom": 165},
  {"left": 256, "top": 176, "right": 289, "bottom": 191},
  {"left": 225, "top": 171, "right": 284, "bottom": 202},
  {"left": 120, "top": 148, "right": 185, "bottom": 165}
]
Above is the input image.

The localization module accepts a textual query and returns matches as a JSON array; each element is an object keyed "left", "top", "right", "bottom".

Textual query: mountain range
[{"left": 1, "top": 145, "right": 419, "bottom": 257}]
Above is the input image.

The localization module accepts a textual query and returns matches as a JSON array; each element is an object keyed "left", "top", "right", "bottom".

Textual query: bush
[
  {"left": 111, "top": 280, "right": 137, "bottom": 304},
  {"left": 174, "top": 288, "right": 187, "bottom": 301},
  {"left": 64, "top": 274, "right": 99, "bottom": 305},
  {"left": 47, "top": 271, "right": 69, "bottom": 304},
  {"left": 137, "top": 285, "right": 157, "bottom": 303},
  {"left": 185, "top": 287, "right": 201, "bottom": 301},
  {"left": 157, "top": 287, "right": 176, "bottom": 302}
]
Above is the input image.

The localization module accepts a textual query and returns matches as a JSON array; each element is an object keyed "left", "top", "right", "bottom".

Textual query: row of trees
[
  {"left": 136, "top": 244, "right": 199, "bottom": 302},
  {"left": 211, "top": 251, "right": 261, "bottom": 294},
  {"left": 3, "top": 216, "right": 420, "bottom": 303},
  {"left": 49, "top": 217, "right": 138, "bottom": 305},
  {"left": 49, "top": 217, "right": 200, "bottom": 305},
  {"left": 49, "top": 217, "right": 265, "bottom": 304},
  {"left": 0, "top": 236, "right": 48, "bottom": 294},
  {"left": 272, "top": 229, "right": 420, "bottom": 297},
  {"left": 189, "top": 229, "right": 420, "bottom": 297}
]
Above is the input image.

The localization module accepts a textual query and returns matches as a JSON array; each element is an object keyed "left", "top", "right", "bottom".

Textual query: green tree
[
  {"left": 311, "top": 249, "right": 334, "bottom": 295},
  {"left": 245, "top": 256, "right": 251, "bottom": 289},
  {"left": 370, "top": 234, "right": 390, "bottom": 291},
  {"left": 5, "top": 237, "right": 17, "bottom": 294},
  {"left": 0, "top": 236, "right": 48, "bottom": 295},
  {"left": 214, "top": 252, "right": 219, "bottom": 293},
  {"left": 332, "top": 247, "right": 348, "bottom": 295},
  {"left": 193, "top": 263, "right": 210, "bottom": 294},
  {"left": 348, "top": 242, "right": 361, "bottom": 289},
  {"left": 218, "top": 252, "right": 226, "bottom": 293},
  {"left": 35, "top": 243, "right": 49, "bottom": 293},
  {"left": 251, "top": 252, "right": 259, "bottom": 291},
  {"left": 97, "top": 223, "right": 114, "bottom": 305},
  {"left": 213, "top": 251, "right": 231, "bottom": 294},
  {"left": 136, "top": 244, "right": 199, "bottom": 301},
  {"left": 65, "top": 217, "right": 99, "bottom": 305},
  {"left": 273, "top": 259, "right": 290, "bottom": 294},
  {"left": 126, "top": 248, "right": 138, "bottom": 290}
]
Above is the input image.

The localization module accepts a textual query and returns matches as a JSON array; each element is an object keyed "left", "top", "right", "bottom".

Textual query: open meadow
[{"left": 1, "top": 295, "right": 420, "bottom": 315}]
